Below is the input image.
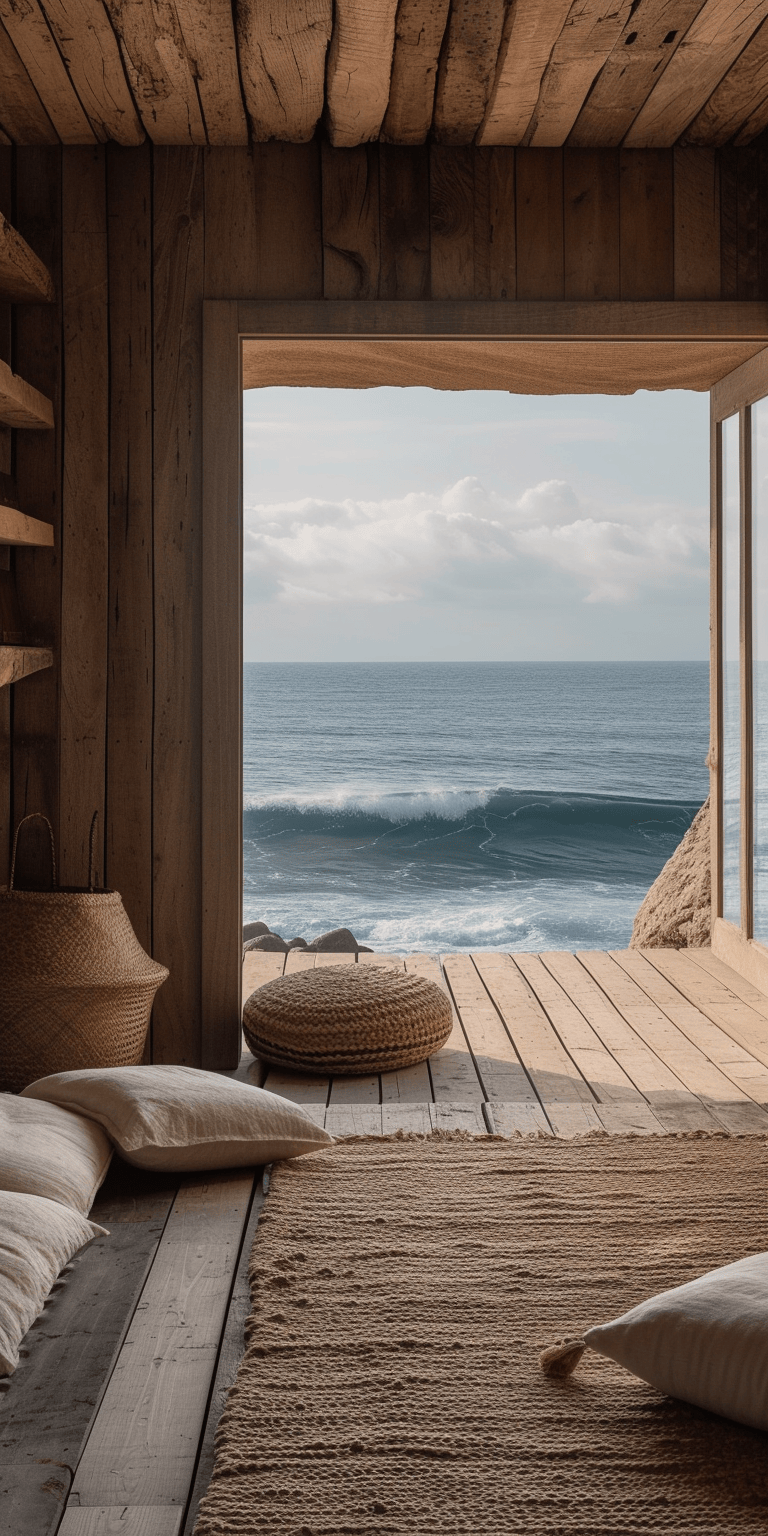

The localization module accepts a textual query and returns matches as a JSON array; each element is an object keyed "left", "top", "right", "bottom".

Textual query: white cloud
[{"left": 243, "top": 475, "right": 707, "bottom": 609}]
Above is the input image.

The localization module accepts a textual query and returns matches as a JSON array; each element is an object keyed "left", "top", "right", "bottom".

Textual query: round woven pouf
[{"left": 243, "top": 964, "right": 453, "bottom": 1075}]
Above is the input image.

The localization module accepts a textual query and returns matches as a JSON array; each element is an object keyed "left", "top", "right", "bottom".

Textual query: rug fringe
[{"left": 329, "top": 1128, "right": 768, "bottom": 1146}]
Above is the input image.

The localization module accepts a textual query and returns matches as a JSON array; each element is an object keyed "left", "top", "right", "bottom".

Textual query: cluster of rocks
[
  {"left": 630, "top": 796, "right": 710, "bottom": 950},
  {"left": 242, "top": 922, "right": 372, "bottom": 956}
]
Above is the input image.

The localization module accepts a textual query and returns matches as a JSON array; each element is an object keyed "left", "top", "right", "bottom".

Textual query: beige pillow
[
  {"left": 0, "top": 1189, "right": 106, "bottom": 1374},
  {"left": 585, "top": 1252, "right": 768, "bottom": 1431},
  {"left": 22, "top": 1065, "right": 333, "bottom": 1171},
  {"left": 0, "top": 1094, "right": 112, "bottom": 1215}
]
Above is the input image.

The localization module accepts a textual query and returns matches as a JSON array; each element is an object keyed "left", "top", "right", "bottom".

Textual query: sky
[{"left": 242, "top": 386, "right": 710, "bottom": 663}]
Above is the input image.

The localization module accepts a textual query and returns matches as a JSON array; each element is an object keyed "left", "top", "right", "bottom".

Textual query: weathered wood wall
[{"left": 1, "top": 139, "right": 766, "bottom": 1063}]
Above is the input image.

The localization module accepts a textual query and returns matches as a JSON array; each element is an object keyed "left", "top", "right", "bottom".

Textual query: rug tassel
[{"left": 539, "top": 1338, "right": 587, "bottom": 1378}]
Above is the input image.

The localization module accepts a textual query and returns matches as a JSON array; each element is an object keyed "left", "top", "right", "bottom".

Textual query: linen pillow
[
  {"left": 544, "top": 1253, "right": 768, "bottom": 1431},
  {"left": 21, "top": 1065, "right": 333, "bottom": 1171},
  {"left": 0, "top": 1094, "right": 112, "bottom": 1215},
  {"left": 0, "top": 1189, "right": 106, "bottom": 1374}
]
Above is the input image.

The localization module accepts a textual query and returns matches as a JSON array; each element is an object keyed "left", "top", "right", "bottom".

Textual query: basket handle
[{"left": 10, "top": 813, "right": 57, "bottom": 891}]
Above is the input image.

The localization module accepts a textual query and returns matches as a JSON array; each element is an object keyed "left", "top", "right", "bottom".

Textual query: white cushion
[
  {"left": 585, "top": 1252, "right": 768, "bottom": 1431},
  {"left": 21, "top": 1065, "right": 333, "bottom": 1171},
  {"left": 0, "top": 1189, "right": 106, "bottom": 1374},
  {"left": 0, "top": 1094, "right": 112, "bottom": 1215}
]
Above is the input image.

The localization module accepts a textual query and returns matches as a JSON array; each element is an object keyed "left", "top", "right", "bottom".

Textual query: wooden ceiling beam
[
  {"left": 381, "top": 0, "right": 450, "bottom": 145},
  {"left": 568, "top": 0, "right": 707, "bottom": 148},
  {"left": 325, "top": 0, "right": 399, "bottom": 146},
  {"left": 477, "top": 0, "right": 571, "bottom": 145},
  {"left": 236, "top": 0, "right": 331, "bottom": 143},
  {"left": 625, "top": 0, "right": 768, "bottom": 147},
  {"left": 0, "top": 0, "right": 96, "bottom": 143},
  {"left": 432, "top": 0, "right": 507, "bottom": 146},
  {"left": 0, "top": 21, "right": 59, "bottom": 145},
  {"left": 103, "top": 0, "right": 205, "bottom": 144},
  {"left": 169, "top": 0, "right": 247, "bottom": 144},
  {"left": 525, "top": 0, "right": 636, "bottom": 147},
  {"left": 32, "top": 0, "right": 143, "bottom": 144},
  {"left": 684, "top": 14, "right": 768, "bottom": 144}
]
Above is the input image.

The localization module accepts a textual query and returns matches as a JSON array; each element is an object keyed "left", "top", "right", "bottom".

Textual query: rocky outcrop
[
  {"left": 243, "top": 933, "right": 289, "bottom": 953},
  {"left": 630, "top": 797, "right": 710, "bottom": 950},
  {"left": 242, "top": 923, "right": 373, "bottom": 955},
  {"left": 242, "top": 921, "right": 271, "bottom": 942}
]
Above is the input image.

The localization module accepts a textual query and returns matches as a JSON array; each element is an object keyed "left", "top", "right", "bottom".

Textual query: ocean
[{"left": 243, "top": 662, "right": 709, "bottom": 953}]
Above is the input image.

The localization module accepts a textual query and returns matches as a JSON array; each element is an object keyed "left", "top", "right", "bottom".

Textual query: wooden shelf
[
  {"left": 0, "top": 357, "right": 54, "bottom": 429},
  {"left": 0, "top": 503, "right": 53, "bottom": 546},
  {"left": 0, "top": 645, "right": 53, "bottom": 687},
  {"left": 0, "top": 214, "right": 54, "bottom": 304}
]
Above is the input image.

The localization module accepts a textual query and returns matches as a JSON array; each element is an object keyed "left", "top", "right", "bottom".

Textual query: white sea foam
[{"left": 243, "top": 785, "right": 500, "bottom": 822}]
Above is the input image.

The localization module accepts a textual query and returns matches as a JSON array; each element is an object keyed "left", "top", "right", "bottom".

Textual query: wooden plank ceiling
[{"left": 0, "top": 0, "right": 767, "bottom": 149}]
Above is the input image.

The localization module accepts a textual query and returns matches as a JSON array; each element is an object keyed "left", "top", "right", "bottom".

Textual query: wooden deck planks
[
  {"left": 644, "top": 948, "right": 768, "bottom": 1072},
  {"left": 543, "top": 950, "right": 721, "bottom": 1133},
  {"left": 407, "top": 953, "right": 486, "bottom": 1105},
  {"left": 60, "top": 1509, "right": 183, "bottom": 1534},
  {"left": 68, "top": 1171, "right": 254, "bottom": 1509}
]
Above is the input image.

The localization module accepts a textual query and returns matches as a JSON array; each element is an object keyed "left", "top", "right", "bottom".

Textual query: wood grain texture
[
  {"left": 620, "top": 149, "right": 674, "bottom": 298},
  {"left": 0, "top": 209, "right": 54, "bottom": 299},
  {"left": 568, "top": 0, "right": 705, "bottom": 148},
  {"left": 322, "top": 142, "right": 380, "bottom": 297},
  {"left": 526, "top": 0, "right": 635, "bottom": 147},
  {"left": 626, "top": 0, "right": 768, "bottom": 148},
  {"left": 0, "top": 0, "right": 95, "bottom": 143},
  {"left": 406, "top": 953, "right": 486, "bottom": 1101},
  {"left": 325, "top": 0, "right": 399, "bottom": 147},
  {"left": 0, "top": 506, "right": 53, "bottom": 544},
  {"left": 151, "top": 148, "right": 204, "bottom": 1062},
  {"left": 105, "top": 144, "right": 153, "bottom": 976},
  {"left": 379, "top": 144, "right": 430, "bottom": 298},
  {"left": 685, "top": 15, "right": 768, "bottom": 145},
  {"left": 35, "top": 0, "right": 143, "bottom": 145},
  {"left": 0, "top": 22, "right": 58, "bottom": 145},
  {"left": 478, "top": 0, "right": 572, "bottom": 145},
  {"left": 0, "top": 642, "right": 53, "bottom": 685},
  {"left": 0, "top": 356, "right": 53, "bottom": 426},
  {"left": 107, "top": 0, "right": 247, "bottom": 146},
  {"left": 433, "top": 0, "right": 507, "bottom": 146},
  {"left": 59, "top": 147, "right": 108, "bottom": 887},
  {"left": 69, "top": 1171, "right": 254, "bottom": 1508},
  {"left": 11, "top": 148, "right": 62, "bottom": 889},
  {"left": 381, "top": 0, "right": 450, "bottom": 144},
  {"left": 442, "top": 951, "right": 543, "bottom": 1104},
  {"left": 237, "top": 0, "right": 331, "bottom": 143},
  {"left": 251, "top": 142, "right": 323, "bottom": 298},
  {"left": 644, "top": 946, "right": 768, "bottom": 1070},
  {"left": 674, "top": 147, "right": 721, "bottom": 298},
  {"left": 430, "top": 145, "right": 475, "bottom": 297},
  {"left": 515, "top": 148, "right": 564, "bottom": 298},
  {"left": 0, "top": 1464, "right": 69, "bottom": 1535},
  {"left": 60, "top": 1510, "right": 183, "bottom": 1535},
  {"left": 168, "top": 0, "right": 247, "bottom": 145},
  {"left": 201, "top": 300, "right": 242, "bottom": 1069},
  {"left": 563, "top": 148, "right": 620, "bottom": 298}
]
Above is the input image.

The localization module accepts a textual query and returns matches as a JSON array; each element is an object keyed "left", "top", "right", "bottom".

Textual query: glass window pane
[
  {"left": 722, "top": 413, "right": 741, "bottom": 927},
  {"left": 754, "top": 402, "right": 768, "bottom": 941}
]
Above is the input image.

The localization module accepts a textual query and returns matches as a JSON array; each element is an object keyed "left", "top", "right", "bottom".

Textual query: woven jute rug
[{"left": 195, "top": 1135, "right": 768, "bottom": 1536}]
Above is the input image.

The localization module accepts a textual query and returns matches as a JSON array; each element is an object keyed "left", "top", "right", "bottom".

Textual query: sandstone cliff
[{"left": 630, "top": 796, "right": 710, "bottom": 950}]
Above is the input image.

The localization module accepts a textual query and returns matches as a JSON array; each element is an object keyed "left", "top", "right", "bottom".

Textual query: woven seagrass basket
[
  {"left": 0, "top": 814, "right": 169, "bottom": 1093},
  {"left": 243, "top": 963, "right": 453, "bottom": 1075}
]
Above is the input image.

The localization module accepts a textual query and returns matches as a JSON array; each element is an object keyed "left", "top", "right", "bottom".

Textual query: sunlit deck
[{"left": 241, "top": 945, "right": 768, "bottom": 1138}]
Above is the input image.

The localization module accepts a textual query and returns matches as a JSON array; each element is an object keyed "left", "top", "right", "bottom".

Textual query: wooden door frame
[
  {"left": 710, "top": 347, "right": 768, "bottom": 991},
  {"left": 202, "top": 302, "right": 768, "bottom": 1069}
]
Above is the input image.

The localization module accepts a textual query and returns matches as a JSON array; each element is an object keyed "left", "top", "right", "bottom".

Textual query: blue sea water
[{"left": 243, "top": 662, "right": 709, "bottom": 953}]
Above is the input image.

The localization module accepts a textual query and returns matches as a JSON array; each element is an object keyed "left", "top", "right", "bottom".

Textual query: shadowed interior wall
[{"left": 1, "top": 138, "right": 766, "bottom": 1063}]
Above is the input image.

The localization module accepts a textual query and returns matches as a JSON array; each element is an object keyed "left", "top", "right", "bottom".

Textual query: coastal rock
[
  {"left": 287, "top": 937, "right": 309, "bottom": 949},
  {"left": 630, "top": 797, "right": 710, "bottom": 950},
  {"left": 306, "top": 927, "right": 360, "bottom": 953},
  {"left": 243, "top": 921, "right": 270, "bottom": 942},
  {"left": 243, "top": 933, "right": 289, "bottom": 953}
]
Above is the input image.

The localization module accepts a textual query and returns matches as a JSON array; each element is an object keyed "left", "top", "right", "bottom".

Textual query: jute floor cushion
[
  {"left": 194, "top": 1136, "right": 768, "bottom": 1536},
  {"left": 242, "top": 964, "right": 453, "bottom": 1074}
]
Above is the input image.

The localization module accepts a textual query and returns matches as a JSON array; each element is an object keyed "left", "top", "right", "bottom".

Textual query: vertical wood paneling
[
  {"left": 152, "top": 148, "right": 205, "bottom": 1064},
  {"left": 740, "top": 406, "right": 753, "bottom": 935},
  {"left": 106, "top": 144, "right": 153, "bottom": 964},
  {"left": 11, "top": 148, "right": 62, "bottom": 889},
  {"left": 720, "top": 147, "right": 738, "bottom": 300},
  {"left": 252, "top": 144, "right": 323, "bottom": 298},
  {"left": 203, "top": 149, "right": 260, "bottom": 297},
  {"left": 60, "top": 148, "right": 109, "bottom": 888},
  {"left": 674, "top": 148, "right": 720, "bottom": 300},
  {"left": 563, "top": 149, "right": 619, "bottom": 300},
  {"left": 619, "top": 150, "right": 674, "bottom": 300},
  {"left": 737, "top": 145, "right": 761, "bottom": 301},
  {"left": 488, "top": 147, "right": 515, "bottom": 300},
  {"left": 322, "top": 144, "right": 380, "bottom": 298},
  {"left": 430, "top": 145, "right": 474, "bottom": 298},
  {"left": 0, "top": 146, "right": 10, "bottom": 885},
  {"left": 516, "top": 149, "right": 563, "bottom": 299},
  {"left": 380, "top": 145, "right": 430, "bottom": 299}
]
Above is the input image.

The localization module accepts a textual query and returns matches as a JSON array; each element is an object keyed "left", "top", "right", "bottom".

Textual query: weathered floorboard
[{"left": 644, "top": 947, "right": 768, "bottom": 1071}]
